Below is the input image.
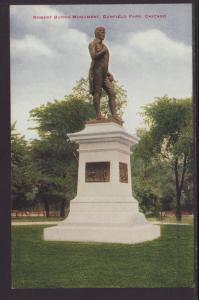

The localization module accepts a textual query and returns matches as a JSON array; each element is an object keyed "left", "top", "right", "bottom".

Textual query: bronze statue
[{"left": 88, "top": 27, "right": 121, "bottom": 121}]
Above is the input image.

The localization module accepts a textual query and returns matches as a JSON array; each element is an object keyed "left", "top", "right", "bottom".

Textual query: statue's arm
[
  {"left": 107, "top": 72, "right": 114, "bottom": 82},
  {"left": 89, "top": 43, "right": 106, "bottom": 60}
]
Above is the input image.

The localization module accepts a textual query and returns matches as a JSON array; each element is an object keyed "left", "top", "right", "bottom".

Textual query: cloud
[
  {"left": 127, "top": 29, "right": 191, "bottom": 61},
  {"left": 108, "top": 29, "right": 192, "bottom": 133},
  {"left": 10, "top": 6, "right": 91, "bottom": 139},
  {"left": 11, "top": 35, "right": 56, "bottom": 59},
  {"left": 111, "top": 29, "right": 191, "bottom": 67},
  {"left": 10, "top": 5, "right": 90, "bottom": 67},
  {"left": 10, "top": 5, "right": 67, "bottom": 37},
  {"left": 10, "top": 6, "right": 192, "bottom": 139},
  {"left": 110, "top": 28, "right": 192, "bottom": 88}
]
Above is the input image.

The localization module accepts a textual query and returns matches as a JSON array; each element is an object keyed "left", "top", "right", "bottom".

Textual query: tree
[
  {"left": 30, "top": 96, "right": 95, "bottom": 217},
  {"left": 132, "top": 96, "right": 193, "bottom": 220},
  {"left": 132, "top": 155, "right": 175, "bottom": 217},
  {"left": 70, "top": 77, "right": 127, "bottom": 118},
  {"left": 31, "top": 136, "right": 79, "bottom": 217},
  {"left": 11, "top": 123, "right": 39, "bottom": 210},
  {"left": 29, "top": 77, "right": 128, "bottom": 216}
]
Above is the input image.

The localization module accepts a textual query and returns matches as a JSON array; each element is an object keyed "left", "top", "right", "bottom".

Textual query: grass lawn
[
  {"left": 147, "top": 215, "right": 194, "bottom": 225},
  {"left": 12, "top": 216, "right": 64, "bottom": 222},
  {"left": 11, "top": 215, "right": 194, "bottom": 224},
  {"left": 12, "top": 225, "right": 194, "bottom": 288}
]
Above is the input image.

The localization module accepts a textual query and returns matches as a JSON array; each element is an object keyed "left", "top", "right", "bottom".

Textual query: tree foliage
[
  {"left": 132, "top": 156, "right": 175, "bottom": 216},
  {"left": 70, "top": 77, "right": 127, "bottom": 118},
  {"left": 29, "top": 93, "right": 96, "bottom": 216},
  {"left": 11, "top": 123, "right": 39, "bottom": 210},
  {"left": 132, "top": 96, "right": 193, "bottom": 220},
  {"left": 12, "top": 77, "right": 128, "bottom": 215}
]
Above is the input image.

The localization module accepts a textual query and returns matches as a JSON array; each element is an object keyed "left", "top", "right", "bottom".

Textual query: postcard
[{"left": 7, "top": 2, "right": 197, "bottom": 299}]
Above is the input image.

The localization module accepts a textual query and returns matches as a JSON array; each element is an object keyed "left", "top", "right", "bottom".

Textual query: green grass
[
  {"left": 147, "top": 215, "right": 194, "bottom": 225},
  {"left": 12, "top": 225, "right": 194, "bottom": 288},
  {"left": 12, "top": 215, "right": 194, "bottom": 224},
  {"left": 12, "top": 216, "right": 64, "bottom": 222}
]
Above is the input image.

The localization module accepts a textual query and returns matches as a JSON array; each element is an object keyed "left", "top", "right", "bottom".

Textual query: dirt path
[
  {"left": 152, "top": 222, "right": 192, "bottom": 226},
  {"left": 11, "top": 221, "right": 192, "bottom": 226}
]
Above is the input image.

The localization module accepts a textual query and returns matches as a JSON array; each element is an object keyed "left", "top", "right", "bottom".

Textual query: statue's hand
[
  {"left": 96, "top": 43, "right": 103, "bottom": 52},
  {"left": 95, "top": 42, "right": 106, "bottom": 50},
  {"left": 89, "top": 41, "right": 106, "bottom": 60},
  {"left": 107, "top": 72, "right": 114, "bottom": 82}
]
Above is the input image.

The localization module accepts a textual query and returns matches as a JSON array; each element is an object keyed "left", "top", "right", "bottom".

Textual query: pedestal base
[
  {"left": 44, "top": 197, "right": 160, "bottom": 244},
  {"left": 44, "top": 224, "right": 160, "bottom": 244},
  {"left": 44, "top": 122, "right": 161, "bottom": 244}
]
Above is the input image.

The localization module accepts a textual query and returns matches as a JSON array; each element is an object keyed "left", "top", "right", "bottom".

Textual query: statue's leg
[
  {"left": 93, "top": 71, "right": 103, "bottom": 119},
  {"left": 93, "top": 91, "right": 102, "bottom": 119},
  {"left": 103, "top": 77, "right": 117, "bottom": 117}
]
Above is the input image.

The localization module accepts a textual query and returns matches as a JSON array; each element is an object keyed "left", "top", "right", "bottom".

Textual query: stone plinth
[{"left": 44, "top": 121, "right": 160, "bottom": 244}]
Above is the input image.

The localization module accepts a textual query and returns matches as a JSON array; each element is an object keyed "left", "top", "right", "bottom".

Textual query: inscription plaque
[
  {"left": 86, "top": 162, "right": 110, "bottom": 182},
  {"left": 119, "top": 162, "right": 128, "bottom": 183}
]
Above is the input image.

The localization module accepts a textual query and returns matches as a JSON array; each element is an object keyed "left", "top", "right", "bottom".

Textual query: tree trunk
[
  {"left": 44, "top": 199, "right": 49, "bottom": 218},
  {"left": 174, "top": 158, "right": 181, "bottom": 221},
  {"left": 60, "top": 199, "right": 66, "bottom": 218},
  {"left": 176, "top": 190, "right": 182, "bottom": 221},
  {"left": 173, "top": 155, "right": 187, "bottom": 221}
]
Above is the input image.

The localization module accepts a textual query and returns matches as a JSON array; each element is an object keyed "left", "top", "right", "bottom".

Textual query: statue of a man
[{"left": 88, "top": 27, "right": 121, "bottom": 121}]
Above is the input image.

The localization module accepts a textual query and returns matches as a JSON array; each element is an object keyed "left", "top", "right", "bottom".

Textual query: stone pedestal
[{"left": 44, "top": 121, "right": 160, "bottom": 244}]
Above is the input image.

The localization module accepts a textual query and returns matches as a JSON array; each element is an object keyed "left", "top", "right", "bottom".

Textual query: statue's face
[{"left": 96, "top": 28, "right": 105, "bottom": 40}]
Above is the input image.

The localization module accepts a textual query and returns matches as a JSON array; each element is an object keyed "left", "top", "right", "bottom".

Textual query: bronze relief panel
[
  {"left": 119, "top": 162, "right": 128, "bottom": 183},
  {"left": 85, "top": 162, "right": 110, "bottom": 182}
]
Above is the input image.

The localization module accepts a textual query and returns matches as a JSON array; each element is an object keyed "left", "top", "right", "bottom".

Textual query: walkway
[{"left": 11, "top": 221, "right": 192, "bottom": 226}]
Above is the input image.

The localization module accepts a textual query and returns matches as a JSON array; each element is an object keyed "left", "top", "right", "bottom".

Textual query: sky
[{"left": 10, "top": 4, "right": 192, "bottom": 140}]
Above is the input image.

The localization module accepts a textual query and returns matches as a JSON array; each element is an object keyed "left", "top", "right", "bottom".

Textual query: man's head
[{"left": 95, "top": 27, "right": 106, "bottom": 40}]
